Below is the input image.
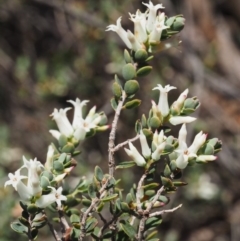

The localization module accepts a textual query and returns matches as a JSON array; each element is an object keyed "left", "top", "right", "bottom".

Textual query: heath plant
[{"left": 5, "top": 1, "right": 222, "bottom": 241}]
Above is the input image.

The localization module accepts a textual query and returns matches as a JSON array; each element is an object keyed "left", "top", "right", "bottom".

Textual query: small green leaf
[
  {"left": 58, "top": 153, "right": 67, "bottom": 163},
  {"left": 145, "top": 55, "right": 154, "bottom": 62},
  {"left": 124, "top": 49, "right": 132, "bottom": 63},
  {"left": 86, "top": 217, "right": 98, "bottom": 233},
  {"left": 142, "top": 183, "right": 159, "bottom": 190},
  {"left": 53, "top": 161, "right": 64, "bottom": 173},
  {"left": 10, "top": 222, "right": 28, "bottom": 234},
  {"left": 146, "top": 230, "right": 158, "bottom": 240},
  {"left": 116, "top": 161, "right": 136, "bottom": 169},
  {"left": 158, "top": 195, "right": 169, "bottom": 204},
  {"left": 103, "top": 230, "right": 114, "bottom": 239},
  {"left": 173, "top": 181, "right": 188, "bottom": 187},
  {"left": 71, "top": 228, "right": 81, "bottom": 241},
  {"left": 163, "top": 164, "right": 172, "bottom": 177},
  {"left": 61, "top": 143, "right": 75, "bottom": 154},
  {"left": 120, "top": 220, "right": 136, "bottom": 239},
  {"left": 124, "top": 80, "right": 139, "bottom": 95},
  {"left": 122, "top": 63, "right": 136, "bottom": 80},
  {"left": 19, "top": 201, "right": 28, "bottom": 212},
  {"left": 19, "top": 217, "right": 29, "bottom": 226},
  {"left": 88, "top": 183, "right": 97, "bottom": 199},
  {"left": 70, "top": 214, "right": 80, "bottom": 224},
  {"left": 110, "top": 98, "right": 118, "bottom": 111},
  {"left": 135, "top": 49, "right": 148, "bottom": 61},
  {"left": 146, "top": 216, "right": 162, "bottom": 229},
  {"left": 136, "top": 66, "right": 152, "bottom": 77},
  {"left": 94, "top": 166, "right": 104, "bottom": 182},
  {"left": 112, "top": 81, "right": 122, "bottom": 98},
  {"left": 27, "top": 204, "right": 39, "bottom": 214},
  {"left": 31, "top": 228, "right": 38, "bottom": 240},
  {"left": 58, "top": 134, "right": 68, "bottom": 147},
  {"left": 82, "top": 198, "right": 92, "bottom": 207},
  {"left": 124, "top": 99, "right": 141, "bottom": 109},
  {"left": 120, "top": 202, "right": 130, "bottom": 212},
  {"left": 40, "top": 176, "right": 50, "bottom": 189},
  {"left": 101, "top": 194, "right": 118, "bottom": 202},
  {"left": 41, "top": 170, "right": 54, "bottom": 181},
  {"left": 96, "top": 202, "right": 104, "bottom": 212}
]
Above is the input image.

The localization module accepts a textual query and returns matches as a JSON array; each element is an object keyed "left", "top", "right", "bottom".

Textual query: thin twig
[
  {"left": 145, "top": 186, "right": 165, "bottom": 213},
  {"left": 136, "top": 173, "right": 147, "bottom": 213},
  {"left": 113, "top": 135, "right": 139, "bottom": 152},
  {"left": 149, "top": 204, "right": 182, "bottom": 217},
  {"left": 78, "top": 178, "right": 110, "bottom": 241},
  {"left": 137, "top": 217, "right": 147, "bottom": 241},
  {"left": 58, "top": 209, "right": 71, "bottom": 240},
  {"left": 137, "top": 185, "right": 164, "bottom": 241},
  {"left": 108, "top": 91, "right": 127, "bottom": 177},
  {"left": 98, "top": 212, "right": 123, "bottom": 238},
  {"left": 47, "top": 221, "right": 61, "bottom": 241}
]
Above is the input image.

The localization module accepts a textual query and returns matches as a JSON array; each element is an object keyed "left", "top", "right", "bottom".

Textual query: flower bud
[
  {"left": 181, "top": 97, "right": 200, "bottom": 114},
  {"left": 124, "top": 80, "right": 139, "bottom": 95},
  {"left": 171, "top": 16, "right": 185, "bottom": 31}
]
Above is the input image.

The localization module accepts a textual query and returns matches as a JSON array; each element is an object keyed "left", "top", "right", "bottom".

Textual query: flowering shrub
[{"left": 4, "top": 1, "right": 222, "bottom": 241}]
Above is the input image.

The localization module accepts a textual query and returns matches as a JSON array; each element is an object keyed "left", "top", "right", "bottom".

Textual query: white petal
[
  {"left": 169, "top": 116, "right": 196, "bottom": 125},
  {"left": 139, "top": 130, "right": 151, "bottom": 158},
  {"left": 106, "top": 17, "right": 132, "bottom": 49},
  {"left": 49, "top": 130, "right": 61, "bottom": 140}
]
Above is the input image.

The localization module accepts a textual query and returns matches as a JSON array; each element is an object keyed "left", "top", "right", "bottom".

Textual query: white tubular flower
[
  {"left": 149, "top": 12, "right": 168, "bottom": 42},
  {"left": 127, "top": 30, "right": 143, "bottom": 51},
  {"left": 129, "top": 10, "right": 148, "bottom": 43},
  {"left": 153, "top": 84, "right": 176, "bottom": 117},
  {"left": 73, "top": 126, "right": 86, "bottom": 141},
  {"left": 152, "top": 130, "right": 165, "bottom": 147},
  {"left": 139, "top": 130, "right": 151, "bottom": 158},
  {"left": 175, "top": 89, "right": 189, "bottom": 108},
  {"left": 176, "top": 152, "right": 188, "bottom": 169},
  {"left": 124, "top": 142, "right": 146, "bottom": 167},
  {"left": 169, "top": 116, "right": 196, "bottom": 126},
  {"left": 197, "top": 155, "right": 217, "bottom": 162},
  {"left": 142, "top": 1, "right": 165, "bottom": 33},
  {"left": 51, "top": 108, "right": 73, "bottom": 137},
  {"left": 106, "top": 17, "right": 132, "bottom": 49},
  {"left": 151, "top": 141, "right": 166, "bottom": 161},
  {"left": 5, "top": 170, "right": 32, "bottom": 201},
  {"left": 67, "top": 98, "right": 89, "bottom": 129},
  {"left": 23, "top": 156, "right": 43, "bottom": 196},
  {"left": 188, "top": 131, "right": 207, "bottom": 154},
  {"left": 36, "top": 186, "right": 67, "bottom": 209},
  {"left": 177, "top": 124, "right": 187, "bottom": 150},
  {"left": 45, "top": 145, "right": 55, "bottom": 171},
  {"left": 49, "top": 130, "right": 61, "bottom": 140}
]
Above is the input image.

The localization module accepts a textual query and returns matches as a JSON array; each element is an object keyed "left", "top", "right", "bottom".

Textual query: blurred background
[{"left": 0, "top": 0, "right": 239, "bottom": 240}]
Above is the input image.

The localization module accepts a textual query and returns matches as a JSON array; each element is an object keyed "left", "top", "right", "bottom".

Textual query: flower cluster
[
  {"left": 152, "top": 84, "right": 199, "bottom": 126},
  {"left": 125, "top": 124, "right": 218, "bottom": 169},
  {"left": 50, "top": 98, "right": 108, "bottom": 143},
  {"left": 106, "top": 1, "right": 168, "bottom": 51},
  {"left": 5, "top": 157, "right": 66, "bottom": 209},
  {"left": 124, "top": 84, "right": 218, "bottom": 168}
]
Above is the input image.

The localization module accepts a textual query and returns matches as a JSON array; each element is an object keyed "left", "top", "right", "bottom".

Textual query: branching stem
[
  {"left": 108, "top": 91, "right": 127, "bottom": 178},
  {"left": 78, "top": 178, "right": 110, "bottom": 241}
]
